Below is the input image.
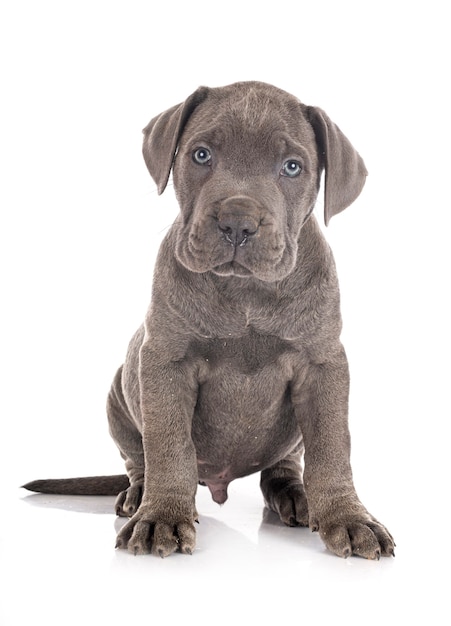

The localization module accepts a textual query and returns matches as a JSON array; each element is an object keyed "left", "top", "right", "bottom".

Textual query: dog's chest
[
  {"left": 190, "top": 330, "right": 303, "bottom": 478},
  {"left": 194, "top": 330, "right": 294, "bottom": 376}
]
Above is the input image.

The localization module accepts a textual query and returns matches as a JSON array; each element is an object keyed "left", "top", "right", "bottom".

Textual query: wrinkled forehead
[{"left": 180, "top": 84, "right": 315, "bottom": 151}]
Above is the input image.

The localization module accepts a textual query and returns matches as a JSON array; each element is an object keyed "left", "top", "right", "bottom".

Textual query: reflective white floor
[{"left": 2, "top": 471, "right": 446, "bottom": 626}]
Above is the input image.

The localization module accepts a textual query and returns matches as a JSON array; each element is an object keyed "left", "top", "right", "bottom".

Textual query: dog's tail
[{"left": 22, "top": 475, "right": 130, "bottom": 496}]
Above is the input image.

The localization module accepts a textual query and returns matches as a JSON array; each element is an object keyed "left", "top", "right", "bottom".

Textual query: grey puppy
[{"left": 24, "top": 81, "right": 395, "bottom": 560}]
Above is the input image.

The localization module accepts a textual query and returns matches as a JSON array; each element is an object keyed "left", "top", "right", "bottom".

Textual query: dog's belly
[{"left": 191, "top": 341, "right": 303, "bottom": 503}]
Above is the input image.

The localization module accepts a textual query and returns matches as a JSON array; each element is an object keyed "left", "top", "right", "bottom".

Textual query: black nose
[{"left": 217, "top": 213, "right": 259, "bottom": 246}]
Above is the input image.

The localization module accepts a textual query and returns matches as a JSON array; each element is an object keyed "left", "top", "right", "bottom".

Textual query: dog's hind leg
[
  {"left": 260, "top": 443, "right": 309, "bottom": 527},
  {"left": 107, "top": 366, "right": 145, "bottom": 517}
]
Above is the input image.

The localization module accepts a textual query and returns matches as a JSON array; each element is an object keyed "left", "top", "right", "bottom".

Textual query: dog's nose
[{"left": 217, "top": 213, "right": 260, "bottom": 247}]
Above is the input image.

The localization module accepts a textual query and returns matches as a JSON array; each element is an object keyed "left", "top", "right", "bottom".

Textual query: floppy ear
[
  {"left": 307, "top": 106, "right": 368, "bottom": 225},
  {"left": 142, "top": 87, "right": 209, "bottom": 194}
]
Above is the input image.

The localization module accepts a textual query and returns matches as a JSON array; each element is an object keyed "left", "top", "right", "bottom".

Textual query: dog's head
[{"left": 143, "top": 81, "right": 367, "bottom": 282}]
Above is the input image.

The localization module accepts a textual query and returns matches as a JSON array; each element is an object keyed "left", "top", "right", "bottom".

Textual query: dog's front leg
[
  {"left": 115, "top": 342, "right": 199, "bottom": 557},
  {"left": 295, "top": 346, "right": 395, "bottom": 559}
]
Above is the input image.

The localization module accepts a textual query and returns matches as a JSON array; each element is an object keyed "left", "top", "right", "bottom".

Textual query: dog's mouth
[
  {"left": 174, "top": 215, "right": 297, "bottom": 282},
  {"left": 212, "top": 261, "right": 253, "bottom": 278}
]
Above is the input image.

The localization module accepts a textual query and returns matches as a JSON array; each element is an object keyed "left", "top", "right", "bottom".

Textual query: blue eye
[
  {"left": 192, "top": 147, "right": 212, "bottom": 165},
  {"left": 281, "top": 160, "right": 302, "bottom": 177}
]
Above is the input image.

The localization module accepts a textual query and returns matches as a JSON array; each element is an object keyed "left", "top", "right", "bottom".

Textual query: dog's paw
[
  {"left": 115, "top": 502, "right": 198, "bottom": 557},
  {"left": 310, "top": 502, "right": 395, "bottom": 559},
  {"left": 263, "top": 478, "right": 309, "bottom": 527},
  {"left": 115, "top": 483, "right": 143, "bottom": 517}
]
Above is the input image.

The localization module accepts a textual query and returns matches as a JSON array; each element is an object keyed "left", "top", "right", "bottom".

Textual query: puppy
[{"left": 24, "top": 81, "right": 394, "bottom": 559}]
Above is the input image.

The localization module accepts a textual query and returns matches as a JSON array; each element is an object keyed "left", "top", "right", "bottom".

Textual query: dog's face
[
  {"left": 172, "top": 85, "right": 320, "bottom": 281},
  {"left": 143, "top": 82, "right": 367, "bottom": 282}
]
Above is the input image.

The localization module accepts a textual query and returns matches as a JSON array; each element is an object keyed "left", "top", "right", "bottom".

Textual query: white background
[{"left": 1, "top": 1, "right": 449, "bottom": 624}]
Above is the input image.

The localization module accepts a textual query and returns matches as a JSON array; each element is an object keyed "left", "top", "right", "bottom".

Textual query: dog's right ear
[{"left": 142, "top": 87, "right": 209, "bottom": 194}]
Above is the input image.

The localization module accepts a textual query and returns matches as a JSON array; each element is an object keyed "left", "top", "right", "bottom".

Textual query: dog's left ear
[
  {"left": 142, "top": 87, "right": 209, "bottom": 194},
  {"left": 307, "top": 106, "right": 368, "bottom": 225}
]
